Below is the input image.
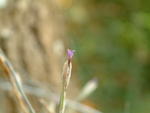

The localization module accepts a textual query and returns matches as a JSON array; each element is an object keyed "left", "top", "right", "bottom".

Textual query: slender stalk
[
  {"left": 59, "top": 86, "right": 67, "bottom": 113},
  {"left": 0, "top": 49, "right": 35, "bottom": 113},
  {"left": 58, "top": 49, "right": 74, "bottom": 113}
]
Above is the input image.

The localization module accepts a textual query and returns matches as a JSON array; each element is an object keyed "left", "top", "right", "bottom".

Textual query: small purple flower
[{"left": 67, "top": 49, "right": 75, "bottom": 60}]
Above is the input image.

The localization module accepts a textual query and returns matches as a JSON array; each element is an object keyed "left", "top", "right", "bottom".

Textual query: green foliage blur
[{"left": 66, "top": 0, "right": 150, "bottom": 113}]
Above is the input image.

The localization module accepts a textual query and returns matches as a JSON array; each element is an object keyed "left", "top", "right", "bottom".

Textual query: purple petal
[{"left": 67, "top": 49, "right": 75, "bottom": 59}]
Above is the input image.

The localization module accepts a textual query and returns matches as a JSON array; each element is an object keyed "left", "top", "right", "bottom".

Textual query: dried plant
[
  {"left": 0, "top": 49, "right": 35, "bottom": 113},
  {"left": 58, "top": 49, "right": 75, "bottom": 113},
  {"left": 0, "top": 48, "right": 103, "bottom": 113}
]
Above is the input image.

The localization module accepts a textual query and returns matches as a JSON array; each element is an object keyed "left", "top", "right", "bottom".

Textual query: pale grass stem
[
  {"left": 0, "top": 49, "right": 35, "bottom": 113},
  {"left": 58, "top": 49, "right": 74, "bottom": 113}
]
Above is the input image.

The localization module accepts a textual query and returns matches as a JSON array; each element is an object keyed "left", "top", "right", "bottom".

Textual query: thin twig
[{"left": 0, "top": 49, "right": 35, "bottom": 113}]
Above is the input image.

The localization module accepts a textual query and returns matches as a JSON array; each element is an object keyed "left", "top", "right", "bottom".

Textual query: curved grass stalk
[{"left": 0, "top": 49, "right": 35, "bottom": 113}]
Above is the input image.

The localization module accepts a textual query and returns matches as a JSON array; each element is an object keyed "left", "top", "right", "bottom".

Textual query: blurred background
[{"left": 0, "top": 0, "right": 150, "bottom": 113}]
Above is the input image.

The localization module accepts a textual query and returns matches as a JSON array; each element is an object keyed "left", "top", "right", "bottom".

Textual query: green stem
[{"left": 59, "top": 87, "right": 67, "bottom": 113}]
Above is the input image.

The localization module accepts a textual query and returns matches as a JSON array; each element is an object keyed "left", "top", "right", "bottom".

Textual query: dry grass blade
[
  {"left": 77, "top": 78, "right": 98, "bottom": 101},
  {"left": 0, "top": 80, "right": 103, "bottom": 113},
  {"left": 0, "top": 49, "right": 35, "bottom": 113}
]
